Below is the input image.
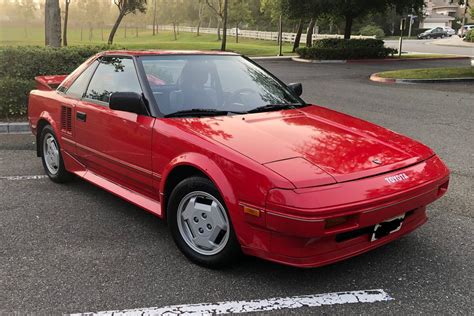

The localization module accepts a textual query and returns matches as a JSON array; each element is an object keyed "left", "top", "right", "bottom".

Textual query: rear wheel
[
  {"left": 40, "top": 125, "right": 72, "bottom": 183},
  {"left": 168, "top": 176, "right": 241, "bottom": 268}
]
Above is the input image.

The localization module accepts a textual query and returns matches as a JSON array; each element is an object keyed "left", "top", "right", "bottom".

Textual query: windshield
[{"left": 139, "top": 55, "right": 304, "bottom": 116}]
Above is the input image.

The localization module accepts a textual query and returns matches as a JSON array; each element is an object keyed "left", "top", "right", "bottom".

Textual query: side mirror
[
  {"left": 109, "top": 92, "right": 148, "bottom": 115},
  {"left": 288, "top": 82, "right": 303, "bottom": 97}
]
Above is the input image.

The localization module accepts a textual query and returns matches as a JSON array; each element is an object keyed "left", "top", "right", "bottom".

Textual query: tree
[
  {"left": 221, "top": 0, "right": 228, "bottom": 50},
  {"left": 280, "top": 0, "right": 324, "bottom": 49},
  {"left": 260, "top": 0, "right": 286, "bottom": 45},
  {"left": 228, "top": 0, "right": 252, "bottom": 43},
  {"left": 45, "top": 0, "right": 62, "bottom": 47},
  {"left": 196, "top": 0, "right": 205, "bottom": 36},
  {"left": 205, "top": 0, "right": 227, "bottom": 42},
  {"left": 108, "top": 0, "right": 147, "bottom": 45},
  {"left": 279, "top": 0, "right": 424, "bottom": 40},
  {"left": 320, "top": 0, "right": 424, "bottom": 39},
  {"left": 152, "top": 0, "right": 157, "bottom": 35},
  {"left": 63, "top": 0, "right": 71, "bottom": 46},
  {"left": 145, "top": 0, "right": 160, "bottom": 35},
  {"left": 458, "top": 0, "right": 471, "bottom": 36},
  {"left": 19, "top": 0, "right": 37, "bottom": 38},
  {"left": 160, "top": 0, "right": 185, "bottom": 40}
]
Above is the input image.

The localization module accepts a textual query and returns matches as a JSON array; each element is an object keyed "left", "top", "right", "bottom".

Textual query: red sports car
[{"left": 28, "top": 51, "right": 450, "bottom": 268}]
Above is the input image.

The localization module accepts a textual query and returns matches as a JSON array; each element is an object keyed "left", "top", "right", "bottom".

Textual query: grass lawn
[
  {"left": 377, "top": 67, "right": 474, "bottom": 79},
  {"left": 0, "top": 26, "right": 294, "bottom": 56}
]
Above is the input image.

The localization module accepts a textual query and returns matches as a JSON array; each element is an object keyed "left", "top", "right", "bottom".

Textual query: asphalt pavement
[
  {"left": 384, "top": 38, "right": 474, "bottom": 57},
  {"left": 1, "top": 59, "right": 473, "bottom": 315}
]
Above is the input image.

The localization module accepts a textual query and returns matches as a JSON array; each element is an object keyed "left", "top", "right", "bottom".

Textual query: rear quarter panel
[
  {"left": 28, "top": 90, "right": 61, "bottom": 135},
  {"left": 28, "top": 90, "right": 76, "bottom": 156}
]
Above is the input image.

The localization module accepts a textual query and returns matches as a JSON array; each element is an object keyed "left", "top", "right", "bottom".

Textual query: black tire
[
  {"left": 40, "top": 125, "right": 72, "bottom": 183},
  {"left": 167, "top": 176, "right": 241, "bottom": 268}
]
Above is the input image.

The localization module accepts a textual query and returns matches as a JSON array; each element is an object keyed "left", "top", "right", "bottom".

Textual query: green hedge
[
  {"left": 0, "top": 77, "right": 36, "bottom": 118},
  {"left": 311, "top": 38, "right": 386, "bottom": 49},
  {"left": 465, "top": 30, "right": 474, "bottom": 42},
  {"left": 296, "top": 39, "right": 396, "bottom": 60},
  {"left": 0, "top": 45, "right": 116, "bottom": 120},
  {"left": 296, "top": 47, "right": 396, "bottom": 60}
]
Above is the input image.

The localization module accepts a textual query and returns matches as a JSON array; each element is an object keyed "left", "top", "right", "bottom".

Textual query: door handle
[{"left": 76, "top": 111, "right": 87, "bottom": 122}]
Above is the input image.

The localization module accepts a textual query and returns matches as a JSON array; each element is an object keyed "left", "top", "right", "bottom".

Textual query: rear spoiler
[{"left": 34, "top": 75, "right": 68, "bottom": 91}]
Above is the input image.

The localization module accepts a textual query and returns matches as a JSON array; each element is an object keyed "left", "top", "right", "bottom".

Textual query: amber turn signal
[{"left": 243, "top": 206, "right": 261, "bottom": 217}]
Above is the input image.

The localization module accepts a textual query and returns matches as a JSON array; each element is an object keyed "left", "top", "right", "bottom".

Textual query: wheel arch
[
  {"left": 35, "top": 114, "right": 56, "bottom": 157},
  {"left": 160, "top": 153, "right": 238, "bottom": 220}
]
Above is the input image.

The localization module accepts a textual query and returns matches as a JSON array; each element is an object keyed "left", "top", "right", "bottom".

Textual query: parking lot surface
[
  {"left": 1, "top": 59, "right": 473, "bottom": 315},
  {"left": 384, "top": 38, "right": 474, "bottom": 57}
]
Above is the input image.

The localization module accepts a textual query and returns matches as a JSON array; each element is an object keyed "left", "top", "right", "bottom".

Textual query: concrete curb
[
  {"left": 0, "top": 122, "right": 30, "bottom": 134},
  {"left": 369, "top": 73, "right": 474, "bottom": 84},
  {"left": 293, "top": 56, "right": 471, "bottom": 64},
  {"left": 251, "top": 56, "right": 294, "bottom": 61},
  {"left": 292, "top": 57, "right": 347, "bottom": 64}
]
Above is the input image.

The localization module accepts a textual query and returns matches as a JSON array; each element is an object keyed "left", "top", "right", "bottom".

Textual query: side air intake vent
[{"left": 61, "top": 106, "right": 72, "bottom": 133}]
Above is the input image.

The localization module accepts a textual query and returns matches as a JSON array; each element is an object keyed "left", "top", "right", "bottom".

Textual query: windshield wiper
[
  {"left": 247, "top": 104, "right": 300, "bottom": 114},
  {"left": 164, "top": 108, "right": 246, "bottom": 118}
]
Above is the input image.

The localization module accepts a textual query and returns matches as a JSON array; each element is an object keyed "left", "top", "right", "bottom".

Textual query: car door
[
  {"left": 58, "top": 59, "right": 99, "bottom": 158},
  {"left": 75, "top": 56, "right": 155, "bottom": 197}
]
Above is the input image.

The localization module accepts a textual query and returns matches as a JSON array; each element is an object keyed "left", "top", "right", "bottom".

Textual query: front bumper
[{"left": 241, "top": 155, "right": 449, "bottom": 268}]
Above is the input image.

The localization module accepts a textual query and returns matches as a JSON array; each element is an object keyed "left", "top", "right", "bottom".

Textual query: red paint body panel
[
  {"left": 27, "top": 51, "right": 450, "bottom": 268},
  {"left": 74, "top": 99, "right": 155, "bottom": 197}
]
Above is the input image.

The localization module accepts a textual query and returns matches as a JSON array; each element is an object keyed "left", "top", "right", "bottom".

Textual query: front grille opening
[
  {"left": 336, "top": 226, "right": 374, "bottom": 243},
  {"left": 335, "top": 209, "right": 417, "bottom": 243}
]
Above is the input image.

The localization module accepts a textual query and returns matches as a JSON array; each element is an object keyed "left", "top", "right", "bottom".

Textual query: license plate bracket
[{"left": 371, "top": 214, "right": 405, "bottom": 242}]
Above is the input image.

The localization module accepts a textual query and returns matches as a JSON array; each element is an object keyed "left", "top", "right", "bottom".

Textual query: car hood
[{"left": 174, "top": 105, "right": 434, "bottom": 187}]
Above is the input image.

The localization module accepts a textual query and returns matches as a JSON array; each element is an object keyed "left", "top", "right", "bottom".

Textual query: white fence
[{"left": 156, "top": 25, "right": 376, "bottom": 44}]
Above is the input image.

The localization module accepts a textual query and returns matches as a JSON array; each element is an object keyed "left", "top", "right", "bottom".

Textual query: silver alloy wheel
[
  {"left": 177, "top": 191, "right": 230, "bottom": 256},
  {"left": 43, "top": 133, "right": 60, "bottom": 175}
]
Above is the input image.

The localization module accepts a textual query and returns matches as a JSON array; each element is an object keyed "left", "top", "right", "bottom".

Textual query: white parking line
[
  {"left": 71, "top": 289, "right": 393, "bottom": 316},
  {"left": 0, "top": 175, "right": 48, "bottom": 181}
]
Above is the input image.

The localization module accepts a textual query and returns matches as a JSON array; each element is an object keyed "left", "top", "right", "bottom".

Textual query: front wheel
[
  {"left": 40, "top": 125, "right": 72, "bottom": 183},
  {"left": 168, "top": 176, "right": 241, "bottom": 268}
]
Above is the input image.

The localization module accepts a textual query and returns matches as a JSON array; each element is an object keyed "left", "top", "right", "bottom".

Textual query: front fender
[{"left": 159, "top": 152, "right": 238, "bottom": 217}]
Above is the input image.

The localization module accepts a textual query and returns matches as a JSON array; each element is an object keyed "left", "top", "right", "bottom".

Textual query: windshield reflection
[{"left": 140, "top": 55, "right": 304, "bottom": 116}]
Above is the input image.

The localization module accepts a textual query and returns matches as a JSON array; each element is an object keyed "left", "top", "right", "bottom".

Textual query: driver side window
[{"left": 85, "top": 57, "right": 142, "bottom": 104}]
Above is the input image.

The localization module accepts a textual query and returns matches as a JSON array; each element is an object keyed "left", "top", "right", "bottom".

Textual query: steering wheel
[{"left": 225, "top": 88, "right": 259, "bottom": 107}]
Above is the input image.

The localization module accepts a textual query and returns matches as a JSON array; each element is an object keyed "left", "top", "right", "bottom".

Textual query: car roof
[{"left": 100, "top": 50, "right": 241, "bottom": 57}]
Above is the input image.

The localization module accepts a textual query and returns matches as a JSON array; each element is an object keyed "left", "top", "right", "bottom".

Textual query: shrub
[
  {"left": 464, "top": 30, "right": 474, "bottom": 42},
  {"left": 359, "top": 25, "right": 385, "bottom": 39},
  {"left": 0, "top": 45, "right": 118, "bottom": 120},
  {"left": 0, "top": 77, "right": 35, "bottom": 119},
  {"left": 312, "top": 38, "right": 385, "bottom": 49},
  {"left": 0, "top": 45, "right": 115, "bottom": 80},
  {"left": 296, "top": 39, "right": 396, "bottom": 60}
]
